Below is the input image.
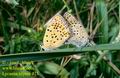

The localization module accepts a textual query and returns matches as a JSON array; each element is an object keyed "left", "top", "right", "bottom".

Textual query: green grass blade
[
  {"left": 95, "top": 0, "right": 109, "bottom": 43},
  {"left": 0, "top": 43, "right": 120, "bottom": 62},
  {"left": 1, "top": 14, "right": 9, "bottom": 45},
  {"left": 119, "top": 0, "right": 120, "bottom": 28}
]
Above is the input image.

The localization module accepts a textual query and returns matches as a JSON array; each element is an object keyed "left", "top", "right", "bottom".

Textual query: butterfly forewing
[
  {"left": 63, "top": 12, "right": 89, "bottom": 47},
  {"left": 42, "top": 13, "right": 70, "bottom": 50}
]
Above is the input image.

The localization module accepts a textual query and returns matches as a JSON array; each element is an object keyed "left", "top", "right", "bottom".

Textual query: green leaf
[
  {"left": 95, "top": 0, "right": 109, "bottom": 43},
  {"left": 37, "top": 62, "right": 69, "bottom": 78},
  {"left": 70, "top": 63, "right": 79, "bottom": 78},
  {"left": 0, "top": 43, "right": 120, "bottom": 62}
]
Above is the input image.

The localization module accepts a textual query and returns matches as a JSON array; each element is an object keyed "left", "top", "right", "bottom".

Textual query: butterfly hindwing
[
  {"left": 63, "top": 12, "right": 89, "bottom": 47},
  {"left": 42, "top": 13, "right": 70, "bottom": 50}
]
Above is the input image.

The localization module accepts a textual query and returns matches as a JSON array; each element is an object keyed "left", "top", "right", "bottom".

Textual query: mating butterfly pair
[{"left": 41, "top": 12, "right": 89, "bottom": 51}]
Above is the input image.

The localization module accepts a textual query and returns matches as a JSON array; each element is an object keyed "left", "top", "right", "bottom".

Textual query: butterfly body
[
  {"left": 63, "top": 12, "right": 89, "bottom": 47},
  {"left": 42, "top": 13, "right": 70, "bottom": 50}
]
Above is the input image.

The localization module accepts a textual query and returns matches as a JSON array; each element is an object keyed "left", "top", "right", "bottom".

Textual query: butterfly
[
  {"left": 63, "top": 12, "right": 89, "bottom": 48},
  {"left": 41, "top": 12, "right": 70, "bottom": 50}
]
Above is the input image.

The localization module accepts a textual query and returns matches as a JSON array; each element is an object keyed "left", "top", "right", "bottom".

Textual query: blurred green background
[{"left": 0, "top": 0, "right": 120, "bottom": 78}]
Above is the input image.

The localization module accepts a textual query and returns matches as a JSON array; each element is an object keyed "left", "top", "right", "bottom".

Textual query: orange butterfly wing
[{"left": 42, "top": 13, "right": 70, "bottom": 50}]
